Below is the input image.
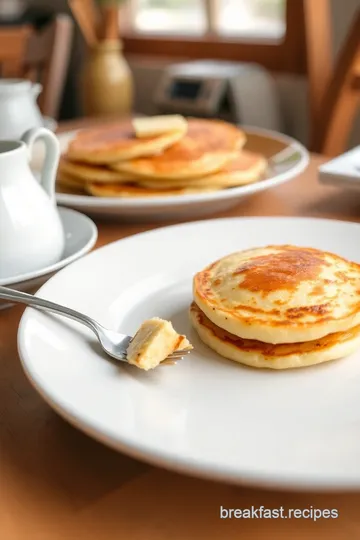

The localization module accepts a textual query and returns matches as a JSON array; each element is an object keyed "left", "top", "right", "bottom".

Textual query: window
[
  {"left": 217, "top": 0, "right": 286, "bottom": 39},
  {"left": 134, "top": 0, "right": 206, "bottom": 35},
  {"left": 122, "top": 0, "right": 307, "bottom": 76},
  {"left": 125, "top": 0, "right": 286, "bottom": 40}
]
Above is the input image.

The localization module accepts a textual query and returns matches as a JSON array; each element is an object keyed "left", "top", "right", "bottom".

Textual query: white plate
[
  {"left": 31, "top": 127, "right": 309, "bottom": 222},
  {"left": 318, "top": 145, "right": 360, "bottom": 190},
  {"left": 18, "top": 216, "right": 360, "bottom": 491},
  {"left": 1, "top": 207, "right": 97, "bottom": 300}
]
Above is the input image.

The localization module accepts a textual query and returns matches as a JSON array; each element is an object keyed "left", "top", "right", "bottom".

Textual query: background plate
[{"left": 31, "top": 127, "right": 309, "bottom": 222}]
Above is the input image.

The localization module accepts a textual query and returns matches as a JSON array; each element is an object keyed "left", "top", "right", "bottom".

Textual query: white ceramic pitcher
[
  {"left": 0, "top": 79, "right": 44, "bottom": 140},
  {"left": 0, "top": 127, "right": 65, "bottom": 280}
]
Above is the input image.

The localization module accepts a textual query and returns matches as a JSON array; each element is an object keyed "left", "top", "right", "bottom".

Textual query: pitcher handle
[
  {"left": 21, "top": 127, "right": 60, "bottom": 204},
  {"left": 32, "top": 82, "right": 42, "bottom": 99}
]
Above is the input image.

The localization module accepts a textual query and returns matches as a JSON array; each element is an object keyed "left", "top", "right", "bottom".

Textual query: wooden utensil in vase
[
  {"left": 101, "top": 4, "right": 119, "bottom": 40},
  {"left": 68, "top": 0, "right": 99, "bottom": 47}
]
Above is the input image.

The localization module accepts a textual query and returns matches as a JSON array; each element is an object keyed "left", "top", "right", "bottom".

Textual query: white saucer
[
  {"left": 1, "top": 207, "right": 97, "bottom": 303},
  {"left": 18, "top": 216, "right": 360, "bottom": 491},
  {"left": 30, "top": 126, "right": 309, "bottom": 222}
]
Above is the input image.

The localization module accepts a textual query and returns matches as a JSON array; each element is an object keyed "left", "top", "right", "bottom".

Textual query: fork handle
[{"left": 0, "top": 286, "right": 100, "bottom": 335}]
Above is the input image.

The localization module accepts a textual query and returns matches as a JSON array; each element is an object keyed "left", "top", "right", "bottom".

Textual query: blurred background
[{"left": 3, "top": 0, "right": 359, "bottom": 150}]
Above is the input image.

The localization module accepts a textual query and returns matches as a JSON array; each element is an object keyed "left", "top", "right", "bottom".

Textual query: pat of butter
[
  {"left": 133, "top": 115, "right": 187, "bottom": 138},
  {"left": 126, "top": 317, "right": 192, "bottom": 371}
]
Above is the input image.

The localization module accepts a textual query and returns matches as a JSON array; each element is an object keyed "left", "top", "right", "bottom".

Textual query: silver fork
[{"left": 0, "top": 286, "right": 190, "bottom": 364}]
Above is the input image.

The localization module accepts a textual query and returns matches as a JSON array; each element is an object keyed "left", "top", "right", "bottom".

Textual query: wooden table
[{"left": 2, "top": 120, "right": 360, "bottom": 539}]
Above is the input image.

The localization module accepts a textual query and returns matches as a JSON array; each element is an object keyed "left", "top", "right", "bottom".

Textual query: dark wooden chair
[
  {"left": 312, "top": 8, "right": 360, "bottom": 156},
  {"left": 0, "top": 14, "right": 73, "bottom": 119}
]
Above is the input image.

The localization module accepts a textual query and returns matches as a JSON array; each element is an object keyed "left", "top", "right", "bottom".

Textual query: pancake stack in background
[
  {"left": 190, "top": 245, "right": 360, "bottom": 369},
  {"left": 56, "top": 115, "right": 268, "bottom": 197}
]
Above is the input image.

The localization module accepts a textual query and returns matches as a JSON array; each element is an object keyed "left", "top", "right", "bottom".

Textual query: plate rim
[
  {"left": 0, "top": 207, "right": 98, "bottom": 287},
  {"left": 19, "top": 353, "right": 360, "bottom": 493},
  {"left": 17, "top": 215, "right": 360, "bottom": 492},
  {"left": 54, "top": 126, "right": 310, "bottom": 209}
]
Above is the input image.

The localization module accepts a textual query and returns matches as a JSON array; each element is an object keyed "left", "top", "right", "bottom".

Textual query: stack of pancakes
[
  {"left": 57, "top": 117, "right": 268, "bottom": 197},
  {"left": 190, "top": 245, "right": 360, "bottom": 369}
]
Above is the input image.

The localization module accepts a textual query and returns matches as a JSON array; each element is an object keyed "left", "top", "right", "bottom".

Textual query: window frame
[{"left": 122, "top": 0, "right": 307, "bottom": 74}]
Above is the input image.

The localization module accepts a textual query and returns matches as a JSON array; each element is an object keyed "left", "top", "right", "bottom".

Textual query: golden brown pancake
[
  {"left": 56, "top": 170, "right": 86, "bottom": 193},
  {"left": 190, "top": 302, "right": 360, "bottom": 369},
  {"left": 66, "top": 121, "right": 186, "bottom": 165},
  {"left": 199, "top": 150, "right": 267, "bottom": 187},
  {"left": 59, "top": 156, "right": 134, "bottom": 183},
  {"left": 136, "top": 150, "right": 267, "bottom": 189},
  {"left": 56, "top": 183, "right": 84, "bottom": 195},
  {"left": 111, "top": 119, "right": 246, "bottom": 180},
  {"left": 126, "top": 317, "right": 192, "bottom": 371},
  {"left": 86, "top": 181, "right": 221, "bottom": 198},
  {"left": 193, "top": 245, "right": 360, "bottom": 344}
]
